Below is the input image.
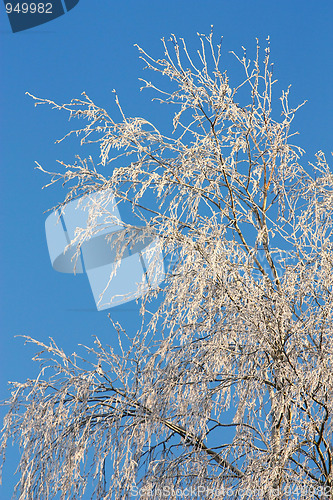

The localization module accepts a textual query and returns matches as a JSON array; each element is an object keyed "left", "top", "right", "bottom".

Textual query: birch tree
[{"left": 1, "top": 33, "right": 333, "bottom": 500}]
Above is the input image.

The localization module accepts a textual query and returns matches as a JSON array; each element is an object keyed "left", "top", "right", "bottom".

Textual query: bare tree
[{"left": 1, "top": 33, "right": 333, "bottom": 499}]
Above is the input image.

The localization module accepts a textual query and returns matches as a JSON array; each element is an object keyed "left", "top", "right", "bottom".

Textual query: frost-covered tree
[{"left": 1, "top": 33, "right": 333, "bottom": 499}]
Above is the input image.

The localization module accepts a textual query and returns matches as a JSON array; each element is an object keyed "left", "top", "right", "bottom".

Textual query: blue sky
[{"left": 0, "top": 0, "right": 332, "bottom": 497}]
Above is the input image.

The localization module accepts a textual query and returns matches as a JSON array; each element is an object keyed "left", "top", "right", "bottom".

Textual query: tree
[{"left": 1, "top": 32, "right": 333, "bottom": 499}]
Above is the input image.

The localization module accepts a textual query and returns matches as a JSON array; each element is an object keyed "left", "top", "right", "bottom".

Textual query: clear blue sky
[{"left": 0, "top": 1, "right": 332, "bottom": 497}]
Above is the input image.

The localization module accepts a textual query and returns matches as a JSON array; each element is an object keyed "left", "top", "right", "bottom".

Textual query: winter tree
[{"left": 1, "top": 32, "right": 333, "bottom": 499}]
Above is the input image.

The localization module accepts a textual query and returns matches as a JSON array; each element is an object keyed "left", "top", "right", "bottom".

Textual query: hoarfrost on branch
[{"left": 1, "top": 33, "right": 333, "bottom": 500}]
